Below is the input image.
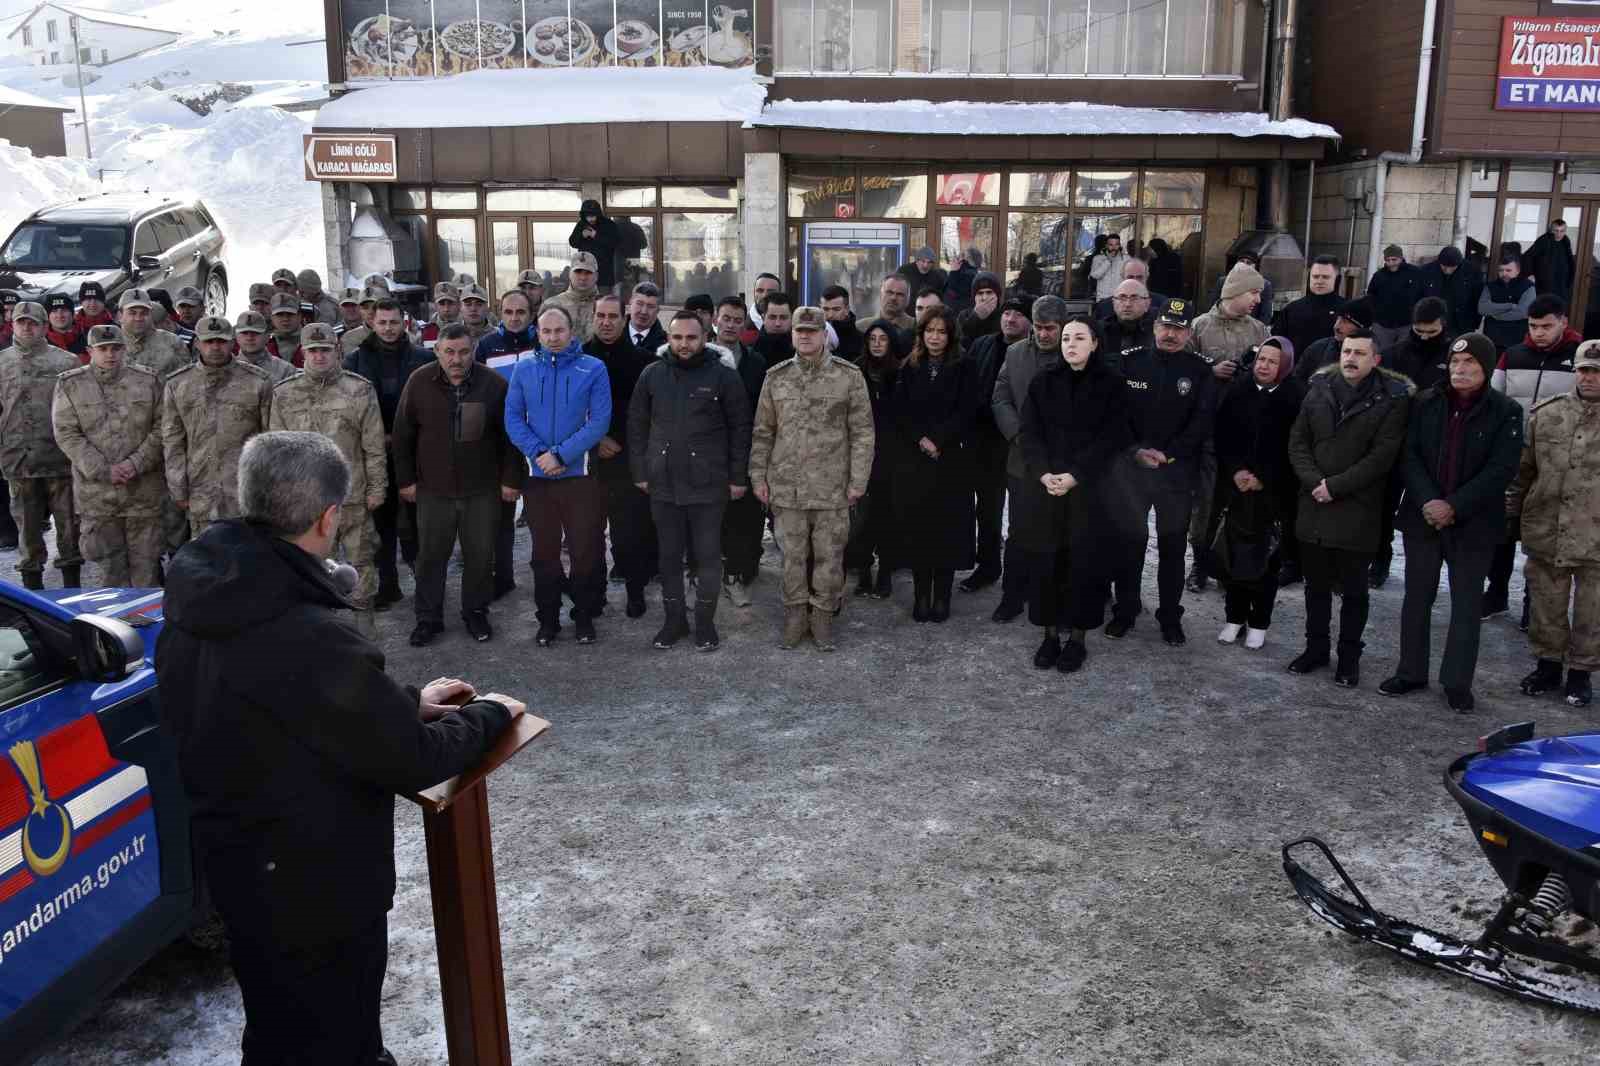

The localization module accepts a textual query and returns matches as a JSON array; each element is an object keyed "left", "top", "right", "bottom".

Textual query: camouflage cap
[
  {"left": 296, "top": 268, "right": 322, "bottom": 290},
  {"left": 300, "top": 322, "right": 338, "bottom": 348},
  {"left": 86, "top": 324, "right": 125, "bottom": 347},
  {"left": 569, "top": 251, "right": 599, "bottom": 272},
  {"left": 516, "top": 269, "right": 545, "bottom": 288},
  {"left": 432, "top": 281, "right": 461, "bottom": 302},
  {"left": 1576, "top": 339, "right": 1600, "bottom": 372},
  {"left": 43, "top": 292, "right": 73, "bottom": 312},
  {"left": 234, "top": 310, "right": 268, "bottom": 333},
  {"left": 12, "top": 301, "right": 44, "bottom": 323},
  {"left": 460, "top": 283, "right": 490, "bottom": 303},
  {"left": 338, "top": 287, "right": 363, "bottom": 306},
  {"left": 271, "top": 267, "right": 298, "bottom": 286},
  {"left": 195, "top": 315, "right": 234, "bottom": 341},
  {"left": 791, "top": 306, "right": 826, "bottom": 331},
  {"left": 360, "top": 285, "right": 387, "bottom": 304},
  {"left": 118, "top": 288, "right": 155, "bottom": 311},
  {"left": 364, "top": 275, "right": 394, "bottom": 293},
  {"left": 174, "top": 286, "right": 204, "bottom": 307},
  {"left": 448, "top": 274, "right": 472, "bottom": 288},
  {"left": 248, "top": 282, "right": 275, "bottom": 304},
  {"left": 269, "top": 292, "right": 301, "bottom": 315}
]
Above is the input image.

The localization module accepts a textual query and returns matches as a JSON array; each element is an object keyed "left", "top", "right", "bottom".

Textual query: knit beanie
[
  {"left": 973, "top": 271, "right": 1002, "bottom": 296},
  {"left": 1449, "top": 332, "right": 1498, "bottom": 380},
  {"left": 1220, "top": 261, "right": 1266, "bottom": 301}
]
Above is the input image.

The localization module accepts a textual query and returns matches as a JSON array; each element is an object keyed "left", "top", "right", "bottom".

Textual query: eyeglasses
[{"left": 1112, "top": 294, "right": 1150, "bottom": 303}]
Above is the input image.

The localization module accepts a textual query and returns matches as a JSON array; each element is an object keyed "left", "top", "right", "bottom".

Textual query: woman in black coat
[
  {"left": 891, "top": 306, "right": 977, "bottom": 622},
  {"left": 1014, "top": 316, "right": 1131, "bottom": 673},
  {"left": 847, "top": 321, "right": 905, "bottom": 598},
  {"left": 1211, "top": 336, "right": 1304, "bottom": 647}
]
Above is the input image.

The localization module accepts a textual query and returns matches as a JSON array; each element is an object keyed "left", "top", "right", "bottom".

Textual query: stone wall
[
  {"left": 1291, "top": 160, "right": 1459, "bottom": 291},
  {"left": 740, "top": 152, "right": 783, "bottom": 299}
]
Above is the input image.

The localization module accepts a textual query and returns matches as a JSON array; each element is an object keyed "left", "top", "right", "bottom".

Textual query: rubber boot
[
  {"left": 781, "top": 605, "right": 808, "bottom": 649},
  {"left": 1334, "top": 640, "right": 1363, "bottom": 688},
  {"left": 21, "top": 570, "right": 43, "bottom": 591},
  {"left": 693, "top": 602, "right": 719, "bottom": 652},
  {"left": 61, "top": 565, "right": 80, "bottom": 589},
  {"left": 912, "top": 570, "right": 932, "bottom": 622},
  {"left": 930, "top": 569, "right": 953, "bottom": 623},
  {"left": 1521, "top": 658, "right": 1564, "bottom": 697},
  {"left": 652, "top": 597, "right": 690, "bottom": 649}
]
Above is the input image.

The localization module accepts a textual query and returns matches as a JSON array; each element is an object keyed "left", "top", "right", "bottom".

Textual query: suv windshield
[{"left": 0, "top": 222, "right": 128, "bottom": 270}]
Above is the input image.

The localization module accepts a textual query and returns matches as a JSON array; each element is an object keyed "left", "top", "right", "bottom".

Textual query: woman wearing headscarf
[
  {"left": 847, "top": 321, "right": 905, "bottom": 598},
  {"left": 1211, "top": 335, "right": 1304, "bottom": 649},
  {"left": 891, "top": 306, "right": 977, "bottom": 622},
  {"left": 1014, "top": 316, "right": 1130, "bottom": 673}
]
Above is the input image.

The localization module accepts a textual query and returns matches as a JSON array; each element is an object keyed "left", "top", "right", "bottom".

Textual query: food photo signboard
[{"left": 341, "top": 0, "right": 753, "bottom": 78}]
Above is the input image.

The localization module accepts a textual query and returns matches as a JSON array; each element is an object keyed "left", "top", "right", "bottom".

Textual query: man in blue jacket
[{"left": 506, "top": 305, "right": 612, "bottom": 646}]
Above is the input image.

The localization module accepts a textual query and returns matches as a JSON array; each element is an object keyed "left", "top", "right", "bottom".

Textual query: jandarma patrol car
[{"left": 0, "top": 583, "right": 199, "bottom": 1064}]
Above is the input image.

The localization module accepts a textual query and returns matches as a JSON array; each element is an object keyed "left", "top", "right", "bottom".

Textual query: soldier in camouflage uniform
[
  {"left": 1509, "top": 342, "right": 1600, "bottom": 708},
  {"left": 296, "top": 269, "right": 341, "bottom": 327},
  {"left": 248, "top": 282, "right": 274, "bottom": 317},
  {"left": 749, "top": 306, "right": 875, "bottom": 650},
  {"left": 119, "top": 288, "right": 192, "bottom": 381},
  {"left": 52, "top": 325, "right": 166, "bottom": 588},
  {"left": 0, "top": 302, "right": 83, "bottom": 588},
  {"left": 544, "top": 253, "right": 599, "bottom": 342},
  {"left": 459, "top": 283, "right": 497, "bottom": 344},
  {"left": 266, "top": 292, "right": 304, "bottom": 366},
  {"left": 163, "top": 315, "right": 273, "bottom": 538},
  {"left": 234, "top": 311, "right": 296, "bottom": 385},
  {"left": 269, "top": 323, "right": 387, "bottom": 631},
  {"left": 340, "top": 284, "right": 387, "bottom": 356},
  {"left": 271, "top": 267, "right": 298, "bottom": 294}
]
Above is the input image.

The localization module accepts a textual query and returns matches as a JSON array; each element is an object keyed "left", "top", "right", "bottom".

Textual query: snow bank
[
  {"left": 752, "top": 99, "right": 1340, "bottom": 140},
  {"left": 316, "top": 64, "right": 766, "bottom": 129},
  {"left": 0, "top": 140, "right": 101, "bottom": 241}
]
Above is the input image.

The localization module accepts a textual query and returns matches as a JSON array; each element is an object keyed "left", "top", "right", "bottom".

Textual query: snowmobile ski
[{"left": 1283, "top": 836, "right": 1600, "bottom": 1014}]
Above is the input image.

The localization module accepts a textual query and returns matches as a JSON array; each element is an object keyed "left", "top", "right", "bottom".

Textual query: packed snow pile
[{"left": 0, "top": 0, "right": 329, "bottom": 312}]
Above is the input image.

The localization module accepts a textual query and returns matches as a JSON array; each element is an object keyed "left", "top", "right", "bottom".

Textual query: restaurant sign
[
  {"left": 1497, "top": 16, "right": 1600, "bottom": 111},
  {"left": 304, "top": 134, "right": 398, "bottom": 182}
]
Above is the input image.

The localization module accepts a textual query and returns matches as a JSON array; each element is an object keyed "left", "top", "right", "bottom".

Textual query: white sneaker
[
  {"left": 1244, "top": 626, "right": 1268, "bottom": 649},
  {"left": 1217, "top": 623, "right": 1242, "bottom": 644}
]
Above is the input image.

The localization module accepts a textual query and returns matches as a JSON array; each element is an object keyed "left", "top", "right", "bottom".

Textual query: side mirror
[
  {"left": 134, "top": 255, "right": 161, "bottom": 274},
  {"left": 71, "top": 614, "right": 146, "bottom": 682}
]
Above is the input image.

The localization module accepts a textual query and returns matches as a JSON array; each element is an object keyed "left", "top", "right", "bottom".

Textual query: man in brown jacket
[{"left": 392, "top": 323, "right": 524, "bottom": 647}]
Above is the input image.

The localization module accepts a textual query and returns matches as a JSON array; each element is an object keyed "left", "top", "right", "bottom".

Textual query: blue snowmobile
[{"left": 1284, "top": 722, "right": 1600, "bottom": 1013}]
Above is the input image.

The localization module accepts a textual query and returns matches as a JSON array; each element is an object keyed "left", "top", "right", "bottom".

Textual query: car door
[
  {"left": 150, "top": 212, "right": 194, "bottom": 294},
  {"left": 130, "top": 217, "right": 168, "bottom": 291}
]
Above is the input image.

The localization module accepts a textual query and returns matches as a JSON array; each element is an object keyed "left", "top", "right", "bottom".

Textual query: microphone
[{"left": 323, "top": 559, "right": 359, "bottom": 597}]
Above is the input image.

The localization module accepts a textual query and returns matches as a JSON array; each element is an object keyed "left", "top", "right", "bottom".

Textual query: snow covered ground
[{"left": 0, "top": 0, "right": 330, "bottom": 313}]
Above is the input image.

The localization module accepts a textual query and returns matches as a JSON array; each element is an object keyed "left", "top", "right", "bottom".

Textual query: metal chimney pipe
[{"left": 1266, "top": 0, "right": 1300, "bottom": 231}]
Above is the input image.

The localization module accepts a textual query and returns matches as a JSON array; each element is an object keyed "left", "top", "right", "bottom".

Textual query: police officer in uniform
[{"left": 1108, "top": 299, "right": 1214, "bottom": 646}]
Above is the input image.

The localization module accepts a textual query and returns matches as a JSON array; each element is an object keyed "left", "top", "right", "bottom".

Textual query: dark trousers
[
  {"left": 0, "top": 475, "right": 16, "bottom": 538},
  {"left": 1221, "top": 552, "right": 1282, "bottom": 629},
  {"left": 999, "top": 475, "right": 1030, "bottom": 606},
  {"left": 372, "top": 458, "right": 416, "bottom": 592},
  {"left": 605, "top": 477, "right": 657, "bottom": 592},
  {"left": 1397, "top": 531, "right": 1493, "bottom": 691},
  {"left": 414, "top": 492, "right": 498, "bottom": 624},
  {"left": 230, "top": 918, "right": 388, "bottom": 1066},
  {"left": 494, "top": 499, "right": 517, "bottom": 591},
  {"left": 1372, "top": 474, "right": 1405, "bottom": 572},
  {"left": 653, "top": 499, "right": 725, "bottom": 609},
  {"left": 527, "top": 476, "right": 606, "bottom": 624},
  {"left": 1111, "top": 460, "right": 1192, "bottom": 624},
  {"left": 1025, "top": 543, "right": 1110, "bottom": 631},
  {"left": 1487, "top": 517, "right": 1521, "bottom": 600},
  {"left": 974, "top": 478, "right": 1005, "bottom": 577},
  {"left": 1301, "top": 542, "right": 1373, "bottom": 655},
  {"left": 845, "top": 488, "right": 894, "bottom": 573},
  {"left": 722, "top": 488, "right": 765, "bottom": 583}
]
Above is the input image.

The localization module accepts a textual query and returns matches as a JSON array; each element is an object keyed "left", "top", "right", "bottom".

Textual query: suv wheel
[{"left": 204, "top": 270, "right": 228, "bottom": 317}]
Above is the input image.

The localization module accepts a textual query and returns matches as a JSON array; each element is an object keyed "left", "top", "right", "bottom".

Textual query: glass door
[
  {"left": 934, "top": 213, "right": 996, "bottom": 292},
  {"left": 1574, "top": 204, "right": 1600, "bottom": 339}
]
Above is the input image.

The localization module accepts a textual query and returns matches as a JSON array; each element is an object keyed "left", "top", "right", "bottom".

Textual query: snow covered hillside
[{"left": 0, "top": 0, "right": 329, "bottom": 313}]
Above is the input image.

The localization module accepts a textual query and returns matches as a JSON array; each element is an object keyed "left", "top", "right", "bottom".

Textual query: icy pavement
[{"left": 22, "top": 527, "right": 1600, "bottom": 1065}]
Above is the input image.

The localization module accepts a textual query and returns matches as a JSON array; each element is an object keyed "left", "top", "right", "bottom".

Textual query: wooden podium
[{"left": 406, "top": 698, "right": 548, "bottom": 1066}]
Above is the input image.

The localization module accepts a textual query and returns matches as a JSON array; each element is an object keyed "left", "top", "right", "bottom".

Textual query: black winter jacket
[
  {"left": 585, "top": 333, "right": 653, "bottom": 482},
  {"left": 891, "top": 355, "right": 979, "bottom": 569},
  {"left": 1096, "top": 310, "right": 1156, "bottom": 372},
  {"left": 1214, "top": 374, "right": 1305, "bottom": 516},
  {"left": 627, "top": 348, "right": 753, "bottom": 505},
  {"left": 1290, "top": 334, "right": 1341, "bottom": 388},
  {"left": 1420, "top": 262, "right": 1484, "bottom": 337},
  {"left": 1288, "top": 367, "right": 1412, "bottom": 552},
  {"left": 1386, "top": 329, "right": 1454, "bottom": 393},
  {"left": 831, "top": 315, "right": 864, "bottom": 362},
  {"left": 1013, "top": 355, "right": 1131, "bottom": 552},
  {"left": 1120, "top": 344, "right": 1215, "bottom": 472},
  {"left": 155, "top": 520, "right": 509, "bottom": 949},
  {"left": 1397, "top": 384, "right": 1523, "bottom": 550},
  {"left": 1367, "top": 262, "right": 1426, "bottom": 329},
  {"left": 569, "top": 200, "right": 621, "bottom": 287},
  {"left": 1272, "top": 291, "right": 1341, "bottom": 363},
  {"left": 344, "top": 336, "right": 432, "bottom": 432},
  {"left": 969, "top": 330, "right": 1021, "bottom": 465}
]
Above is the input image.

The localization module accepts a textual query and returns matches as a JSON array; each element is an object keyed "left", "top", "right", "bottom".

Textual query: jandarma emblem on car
[{"left": 9, "top": 740, "right": 71, "bottom": 877}]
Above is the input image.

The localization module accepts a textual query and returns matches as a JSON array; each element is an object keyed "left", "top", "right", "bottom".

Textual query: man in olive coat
[{"left": 1378, "top": 333, "right": 1522, "bottom": 712}]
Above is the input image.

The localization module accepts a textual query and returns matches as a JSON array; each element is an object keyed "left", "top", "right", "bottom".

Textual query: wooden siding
[
  {"left": 1299, "top": 0, "right": 1427, "bottom": 158},
  {"left": 0, "top": 106, "right": 67, "bottom": 158}
]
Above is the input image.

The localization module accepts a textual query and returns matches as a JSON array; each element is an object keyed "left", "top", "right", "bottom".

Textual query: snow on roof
[
  {"left": 0, "top": 83, "right": 74, "bottom": 112},
  {"left": 751, "top": 99, "right": 1339, "bottom": 140},
  {"left": 5, "top": 2, "right": 183, "bottom": 40},
  {"left": 316, "top": 66, "right": 767, "bottom": 130}
]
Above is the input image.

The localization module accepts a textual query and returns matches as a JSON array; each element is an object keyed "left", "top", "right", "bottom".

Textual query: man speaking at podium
[{"left": 156, "top": 430, "right": 514, "bottom": 1066}]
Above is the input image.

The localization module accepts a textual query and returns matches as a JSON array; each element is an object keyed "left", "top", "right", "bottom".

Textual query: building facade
[
  {"left": 0, "top": 85, "right": 71, "bottom": 157},
  {"left": 311, "top": 0, "right": 1336, "bottom": 319},
  {"left": 1296, "top": 0, "right": 1600, "bottom": 336},
  {"left": 4, "top": 3, "right": 181, "bottom": 68}
]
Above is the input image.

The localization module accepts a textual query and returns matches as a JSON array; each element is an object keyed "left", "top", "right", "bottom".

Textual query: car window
[
  {"left": 180, "top": 209, "right": 207, "bottom": 235},
  {"left": 133, "top": 222, "right": 161, "bottom": 257},
  {"left": 0, "top": 607, "right": 71, "bottom": 710},
  {"left": 2, "top": 223, "right": 129, "bottom": 270},
  {"left": 150, "top": 212, "right": 187, "bottom": 250}
]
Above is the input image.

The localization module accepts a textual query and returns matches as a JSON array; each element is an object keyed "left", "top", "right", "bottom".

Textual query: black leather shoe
[
  {"left": 535, "top": 621, "right": 560, "bottom": 647},
  {"left": 1287, "top": 647, "right": 1330, "bottom": 674},
  {"left": 991, "top": 597, "right": 1023, "bottom": 622},
  {"left": 1378, "top": 676, "right": 1427, "bottom": 697},
  {"left": 1567, "top": 670, "right": 1593, "bottom": 708},
  {"left": 1056, "top": 638, "right": 1088, "bottom": 673},
  {"left": 1104, "top": 617, "right": 1134, "bottom": 639},
  {"left": 1521, "top": 659, "right": 1564, "bottom": 697},
  {"left": 408, "top": 621, "right": 443, "bottom": 647},
  {"left": 575, "top": 618, "right": 597, "bottom": 644},
  {"left": 626, "top": 591, "right": 647, "bottom": 618},
  {"left": 1481, "top": 594, "right": 1509, "bottom": 619},
  {"left": 1033, "top": 635, "right": 1061, "bottom": 669},
  {"left": 464, "top": 611, "right": 493, "bottom": 643},
  {"left": 1161, "top": 622, "right": 1186, "bottom": 647},
  {"left": 1445, "top": 687, "right": 1475, "bottom": 712},
  {"left": 1333, "top": 662, "right": 1360, "bottom": 688}
]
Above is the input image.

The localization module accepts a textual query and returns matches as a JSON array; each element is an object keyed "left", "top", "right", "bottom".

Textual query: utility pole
[{"left": 68, "top": 16, "right": 92, "bottom": 161}]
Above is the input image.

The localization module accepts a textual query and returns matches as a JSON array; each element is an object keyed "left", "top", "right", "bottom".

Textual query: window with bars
[{"left": 778, "top": 0, "right": 1245, "bottom": 76}]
